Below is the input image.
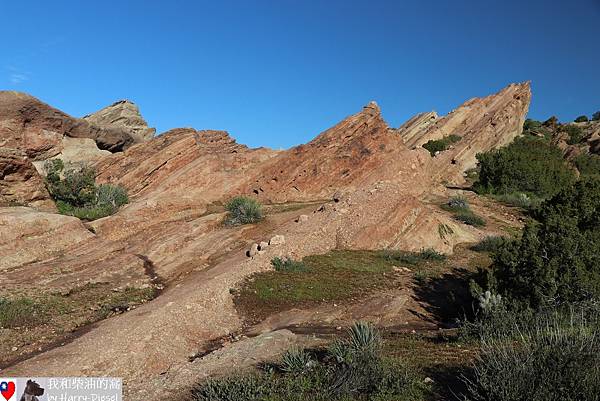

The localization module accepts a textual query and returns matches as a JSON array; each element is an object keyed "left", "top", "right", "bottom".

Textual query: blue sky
[{"left": 1, "top": 0, "right": 599, "bottom": 149}]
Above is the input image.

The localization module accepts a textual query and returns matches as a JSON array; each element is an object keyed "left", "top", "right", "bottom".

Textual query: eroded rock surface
[
  {"left": 0, "top": 148, "right": 54, "bottom": 209},
  {"left": 83, "top": 100, "right": 156, "bottom": 143}
]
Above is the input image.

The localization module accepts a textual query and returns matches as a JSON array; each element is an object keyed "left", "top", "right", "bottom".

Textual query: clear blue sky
[{"left": 2, "top": 0, "right": 599, "bottom": 149}]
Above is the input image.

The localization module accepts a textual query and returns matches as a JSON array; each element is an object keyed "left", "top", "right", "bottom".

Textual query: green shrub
[
  {"left": 575, "top": 115, "right": 589, "bottom": 123},
  {"left": 490, "top": 191, "right": 542, "bottom": 209},
  {"left": 417, "top": 248, "right": 446, "bottom": 261},
  {"left": 382, "top": 248, "right": 446, "bottom": 265},
  {"left": 422, "top": 134, "right": 462, "bottom": 156},
  {"left": 271, "top": 257, "right": 308, "bottom": 272},
  {"left": 470, "top": 236, "right": 508, "bottom": 252},
  {"left": 462, "top": 309, "right": 600, "bottom": 401},
  {"left": 574, "top": 153, "right": 600, "bottom": 178},
  {"left": 44, "top": 160, "right": 128, "bottom": 220},
  {"left": 474, "top": 136, "right": 576, "bottom": 199},
  {"left": 445, "top": 195, "right": 469, "bottom": 211},
  {"left": 96, "top": 184, "right": 129, "bottom": 209},
  {"left": 225, "top": 196, "right": 263, "bottom": 225},
  {"left": 0, "top": 297, "right": 41, "bottom": 328},
  {"left": 562, "top": 124, "right": 586, "bottom": 145},
  {"left": 486, "top": 177, "right": 600, "bottom": 310},
  {"left": 454, "top": 210, "right": 486, "bottom": 227},
  {"left": 592, "top": 111, "right": 600, "bottom": 121}
]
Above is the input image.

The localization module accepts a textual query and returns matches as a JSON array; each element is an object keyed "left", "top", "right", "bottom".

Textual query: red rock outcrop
[
  {"left": 0, "top": 148, "right": 54, "bottom": 209},
  {"left": 235, "top": 101, "right": 432, "bottom": 202}
]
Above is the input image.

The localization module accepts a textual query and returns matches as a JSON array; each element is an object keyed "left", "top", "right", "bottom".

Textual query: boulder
[{"left": 246, "top": 243, "right": 259, "bottom": 257}]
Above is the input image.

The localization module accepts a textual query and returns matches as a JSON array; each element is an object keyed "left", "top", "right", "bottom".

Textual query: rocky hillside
[{"left": 1, "top": 82, "right": 531, "bottom": 400}]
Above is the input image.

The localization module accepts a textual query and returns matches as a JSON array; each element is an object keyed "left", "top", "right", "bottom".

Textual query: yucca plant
[
  {"left": 280, "top": 347, "right": 314, "bottom": 374},
  {"left": 347, "top": 321, "right": 381, "bottom": 355}
]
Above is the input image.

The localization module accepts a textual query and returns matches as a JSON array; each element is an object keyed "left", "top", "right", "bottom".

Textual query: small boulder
[
  {"left": 296, "top": 214, "right": 309, "bottom": 223},
  {"left": 269, "top": 235, "right": 285, "bottom": 246},
  {"left": 246, "top": 243, "right": 259, "bottom": 257},
  {"left": 258, "top": 241, "right": 269, "bottom": 251}
]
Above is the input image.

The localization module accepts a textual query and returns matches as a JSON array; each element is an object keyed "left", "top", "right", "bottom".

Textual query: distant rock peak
[{"left": 83, "top": 100, "right": 155, "bottom": 143}]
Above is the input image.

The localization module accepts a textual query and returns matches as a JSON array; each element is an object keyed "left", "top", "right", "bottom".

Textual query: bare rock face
[
  {"left": 0, "top": 91, "right": 135, "bottom": 157},
  {"left": 235, "top": 101, "right": 432, "bottom": 202},
  {"left": 83, "top": 100, "right": 156, "bottom": 143},
  {"left": 394, "top": 111, "right": 438, "bottom": 144},
  {"left": 399, "top": 82, "right": 531, "bottom": 185},
  {"left": 0, "top": 148, "right": 54, "bottom": 209}
]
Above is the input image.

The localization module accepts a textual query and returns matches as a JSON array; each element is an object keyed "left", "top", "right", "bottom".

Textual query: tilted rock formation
[
  {"left": 3, "top": 82, "right": 532, "bottom": 400},
  {"left": 399, "top": 82, "right": 531, "bottom": 184},
  {"left": 235, "top": 101, "right": 432, "bottom": 202},
  {"left": 0, "top": 91, "right": 140, "bottom": 207},
  {"left": 83, "top": 100, "right": 156, "bottom": 143},
  {"left": 394, "top": 111, "right": 438, "bottom": 144},
  {"left": 0, "top": 148, "right": 54, "bottom": 209},
  {"left": 0, "top": 91, "right": 136, "bottom": 157}
]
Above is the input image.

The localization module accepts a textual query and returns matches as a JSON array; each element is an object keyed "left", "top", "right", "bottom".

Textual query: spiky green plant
[{"left": 280, "top": 347, "right": 314, "bottom": 374}]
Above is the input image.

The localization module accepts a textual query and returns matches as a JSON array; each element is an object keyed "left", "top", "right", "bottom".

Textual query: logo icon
[{"left": 0, "top": 380, "right": 16, "bottom": 401}]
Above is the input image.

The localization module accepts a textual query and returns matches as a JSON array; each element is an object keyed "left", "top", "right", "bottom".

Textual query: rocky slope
[
  {"left": 83, "top": 100, "right": 156, "bottom": 143},
  {"left": 1, "top": 82, "right": 531, "bottom": 400}
]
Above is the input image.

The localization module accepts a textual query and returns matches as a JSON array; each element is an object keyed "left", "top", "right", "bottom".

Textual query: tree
[
  {"left": 474, "top": 137, "right": 576, "bottom": 199},
  {"left": 574, "top": 115, "right": 589, "bottom": 123},
  {"left": 488, "top": 177, "right": 600, "bottom": 310}
]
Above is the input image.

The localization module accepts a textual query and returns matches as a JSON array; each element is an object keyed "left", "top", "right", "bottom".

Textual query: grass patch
[
  {"left": 236, "top": 250, "right": 446, "bottom": 321},
  {"left": 95, "top": 287, "right": 156, "bottom": 319},
  {"left": 0, "top": 297, "right": 43, "bottom": 328},
  {"left": 440, "top": 196, "right": 486, "bottom": 227},
  {"left": 454, "top": 211, "right": 486, "bottom": 227},
  {"left": 271, "top": 257, "right": 308, "bottom": 272},
  {"left": 460, "top": 307, "right": 600, "bottom": 401},
  {"left": 489, "top": 192, "right": 542, "bottom": 209}
]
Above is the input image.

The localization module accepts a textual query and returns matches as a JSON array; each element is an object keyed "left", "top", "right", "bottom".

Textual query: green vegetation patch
[
  {"left": 0, "top": 297, "right": 47, "bottom": 328},
  {"left": 190, "top": 323, "right": 429, "bottom": 401},
  {"left": 235, "top": 249, "right": 446, "bottom": 321},
  {"left": 440, "top": 196, "right": 486, "bottom": 227},
  {"left": 460, "top": 308, "right": 600, "bottom": 401},
  {"left": 44, "top": 159, "right": 128, "bottom": 221},
  {"left": 224, "top": 196, "right": 263, "bottom": 225},
  {"left": 478, "top": 177, "right": 600, "bottom": 310},
  {"left": 474, "top": 136, "right": 576, "bottom": 200},
  {"left": 562, "top": 124, "right": 586, "bottom": 145},
  {"left": 271, "top": 257, "right": 308, "bottom": 272},
  {"left": 422, "top": 134, "right": 462, "bottom": 156},
  {"left": 470, "top": 236, "right": 508, "bottom": 253},
  {"left": 574, "top": 153, "right": 600, "bottom": 178}
]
